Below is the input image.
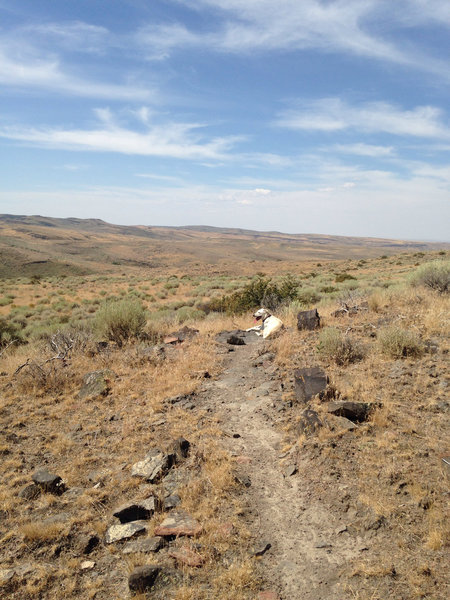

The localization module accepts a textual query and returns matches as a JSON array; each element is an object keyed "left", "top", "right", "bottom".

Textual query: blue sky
[{"left": 0, "top": 0, "right": 449, "bottom": 240}]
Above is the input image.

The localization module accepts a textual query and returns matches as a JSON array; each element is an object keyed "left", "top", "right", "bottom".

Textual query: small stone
[
  {"left": 297, "top": 409, "right": 322, "bottom": 436},
  {"left": 105, "top": 521, "right": 147, "bottom": 544},
  {"left": 19, "top": 483, "right": 41, "bottom": 500},
  {"left": 128, "top": 565, "right": 160, "bottom": 593},
  {"left": 123, "top": 536, "right": 165, "bottom": 554},
  {"left": 163, "top": 494, "right": 181, "bottom": 511},
  {"left": 171, "top": 437, "right": 190, "bottom": 461},
  {"left": 284, "top": 464, "right": 297, "bottom": 477},
  {"left": 335, "top": 525, "right": 348, "bottom": 534},
  {"left": 0, "top": 568, "right": 15, "bottom": 584},
  {"left": 113, "top": 497, "right": 157, "bottom": 523},
  {"left": 80, "top": 561, "right": 95, "bottom": 570},
  {"left": 32, "top": 468, "right": 66, "bottom": 495},
  {"left": 235, "top": 455, "right": 252, "bottom": 464},
  {"left": 227, "top": 334, "right": 246, "bottom": 346},
  {"left": 131, "top": 449, "right": 173, "bottom": 482},
  {"left": 77, "top": 369, "right": 115, "bottom": 400},
  {"left": 253, "top": 541, "right": 271, "bottom": 556},
  {"left": 169, "top": 546, "right": 205, "bottom": 567},
  {"left": 235, "top": 473, "right": 251, "bottom": 487},
  {"left": 154, "top": 510, "right": 202, "bottom": 537}
]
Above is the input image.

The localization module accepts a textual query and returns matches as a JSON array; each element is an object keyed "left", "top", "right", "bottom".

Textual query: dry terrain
[{"left": 0, "top": 218, "right": 448, "bottom": 599}]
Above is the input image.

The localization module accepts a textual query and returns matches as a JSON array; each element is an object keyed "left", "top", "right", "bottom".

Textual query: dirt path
[{"left": 197, "top": 332, "right": 363, "bottom": 600}]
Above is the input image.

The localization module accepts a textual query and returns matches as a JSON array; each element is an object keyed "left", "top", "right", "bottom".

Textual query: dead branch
[{"left": 0, "top": 339, "right": 18, "bottom": 358}]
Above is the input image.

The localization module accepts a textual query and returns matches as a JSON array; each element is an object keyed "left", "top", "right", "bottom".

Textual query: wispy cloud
[
  {"left": 0, "top": 39, "right": 152, "bottom": 100},
  {"left": 276, "top": 98, "right": 450, "bottom": 139},
  {"left": 333, "top": 143, "right": 395, "bottom": 157},
  {"left": 141, "top": 0, "right": 450, "bottom": 77},
  {"left": 0, "top": 108, "right": 242, "bottom": 160}
]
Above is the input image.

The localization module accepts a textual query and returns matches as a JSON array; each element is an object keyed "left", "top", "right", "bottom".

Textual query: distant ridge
[{"left": 0, "top": 214, "right": 448, "bottom": 278}]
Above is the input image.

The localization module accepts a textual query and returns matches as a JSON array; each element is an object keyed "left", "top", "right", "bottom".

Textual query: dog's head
[{"left": 253, "top": 308, "right": 271, "bottom": 322}]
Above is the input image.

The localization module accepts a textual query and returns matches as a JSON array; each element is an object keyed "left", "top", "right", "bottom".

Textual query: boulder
[
  {"left": 163, "top": 494, "right": 181, "bottom": 511},
  {"left": 19, "top": 483, "right": 41, "bottom": 500},
  {"left": 294, "top": 367, "right": 328, "bottom": 403},
  {"left": 32, "top": 468, "right": 66, "bottom": 495},
  {"left": 297, "top": 309, "right": 320, "bottom": 331},
  {"left": 154, "top": 510, "right": 202, "bottom": 537},
  {"left": 131, "top": 449, "right": 174, "bottom": 482},
  {"left": 128, "top": 565, "right": 160, "bottom": 593},
  {"left": 297, "top": 409, "right": 322, "bottom": 436},
  {"left": 105, "top": 521, "right": 147, "bottom": 544},
  {"left": 327, "top": 401, "right": 372, "bottom": 423},
  {"left": 77, "top": 369, "right": 115, "bottom": 400},
  {"left": 113, "top": 497, "right": 157, "bottom": 523},
  {"left": 123, "top": 536, "right": 165, "bottom": 554}
]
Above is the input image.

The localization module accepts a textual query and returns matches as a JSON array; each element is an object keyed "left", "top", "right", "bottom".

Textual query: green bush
[
  {"left": 335, "top": 273, "right": 357, "bottom": 283},
  {"left": 410, "top": 260, "right": 450, "bottom": 294},
  {"left": 0, "top": 317, "right": 26, "bottom": 348},
  {"left": 378, "top": 326, "right": 423, "bottom": 358},
  {"left": 203, "top": 274, "right": 301, "bottom": 314},
  {"left": 94, "top": 299, "right": 147, "bottom": 346},
  {"left": 318, "top": 327, "right": 365, "bottom": 365}
]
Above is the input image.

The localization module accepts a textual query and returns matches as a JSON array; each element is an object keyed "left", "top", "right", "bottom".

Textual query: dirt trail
[{"left": 197, "top": 332, "right": 363, "bottom": 600}]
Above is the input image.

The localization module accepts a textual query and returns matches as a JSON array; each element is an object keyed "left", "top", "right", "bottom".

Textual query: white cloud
[
  {"left": 0, "top": 109, "right": 241, "bottom": 160},
  {"left": 277, "top": 98, "right": 450, "bottom": 139},
  {"left": 0, "top": 41, "right": 152, "bottom": 100},
  {"left": 144, "top": 0, "right": 450, "bottom": 77},
  {"left": 334, "top": 143, "right": 395, "bottom": 157}
]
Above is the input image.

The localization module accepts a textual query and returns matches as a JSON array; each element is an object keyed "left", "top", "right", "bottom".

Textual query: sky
[{"left": 0, "top": 0, "right": 449, "bottom": 241}]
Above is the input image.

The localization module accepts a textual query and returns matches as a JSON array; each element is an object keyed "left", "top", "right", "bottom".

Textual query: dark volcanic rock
[
  {"left": 19, "top": 483, "right": 41, "bottom": 500},
  {"left": 297, "top": 409, "right": 322, "bottom": 436},
  {"left": 113, "top": 497, "right": 157, "bottom": 523},
  {"left": 32, "top": 468, "right": 66, "bottom": 495},
  {"left": 294, "top": 367, "right": 328, "bottom": 403},
  {"left": 297, "top": 309, "right": 320, "bottom": 331},
  {"left": 327, "top": 401, "right": 372, "bottom": 423},
  {"left": 128, "top": 565, "right": 160, "bottom": 593},
  {"left": 227, "top": 334, "right": 246, "bottom": 345},
  {"left": 123, "top": 536, "right": 165, "bottom": 555}
]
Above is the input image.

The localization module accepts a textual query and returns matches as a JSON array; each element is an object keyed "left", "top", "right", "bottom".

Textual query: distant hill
[{"left": 0, "top": 214, "right": 448, "bottom": 278}]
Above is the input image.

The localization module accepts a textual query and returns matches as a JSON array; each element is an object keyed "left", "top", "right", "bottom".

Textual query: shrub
[
  {"left": 0, "top": 316, "right": 26, "bottom": 348},
  {"left": 94, "top": 299, "right": 147, "bottom": 346},
  {"left": 378, "top": 326, "right": 423, "bottom": 358},
  {"left": 335, "top": 273, "right": 356, "bottom": 283},
  {"left": 410, "top": 260, "right": 450, "bottom": 294},
  {"left": 317, "top": 327, "right": 365, "bottom": 365}
]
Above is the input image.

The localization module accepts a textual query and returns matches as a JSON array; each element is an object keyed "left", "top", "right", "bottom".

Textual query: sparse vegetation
[
  {"left": 378, "top": 325, "right": 424, "bottom": 358},
  {"left": 94, "top": 298, "right": 147, "bottom": 346},
  {"left": 410, "top": 260, "right": 450, "bottom": 293},
  {"left": 317, "top": 327, "right": 365, "bottom": 365}
]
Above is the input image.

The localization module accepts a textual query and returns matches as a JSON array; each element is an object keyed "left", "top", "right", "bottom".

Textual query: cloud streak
[{"left": 276, "top": 98, "right": 450, "bottom": 139}]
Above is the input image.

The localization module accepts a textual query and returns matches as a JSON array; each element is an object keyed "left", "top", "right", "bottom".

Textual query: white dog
[{"left": 246, "top": 308, "right": 283, "bottom": 339}]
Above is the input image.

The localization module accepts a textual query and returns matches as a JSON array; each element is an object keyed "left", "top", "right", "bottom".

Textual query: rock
[
  {"left": 227, "top": 334, "right": 246, "bottom": 345},
  {"left": 442, "top": 456, "right": 450, "bottom": 478},
  {"left": 284, "top": 464, "right": 297, "bottom": 477},
  {"left": 105, "top": 521, "right": 147, "bottom": 544},
  {"left": 78, "top": 534, "right": 100, "bottom": 555},
  {"left": 113, "top": 497, "right": 157, "bottom": 523},
  {"left": 32, "top": 468, "right": 66, "bottom": 495},
  {"left": 169, "top": 546, "right": 205, "bottom": 567},
  {"left": 171, "top": 437, "right": 190, "bottom": 461},
  {"left": 80, "top": 560, "right": 95, "bottom": 570},
  {"left": 131, "top": 449, "right": 173, "bottom": 482},
  {"left": 19, "top": 483, "right": 41, "bottom": 500},
  {"left": 252, "top": 541, "right": 271, "bottom": 556},
  {"left": 162, "top": 467, "right": 189, "bottom": 496},
  {"left": 297, "top": 309, "right": 320, "bottom": 331},
  {"left": 163, "top": 494, "right": 181, "bottom": 511},
  {"left": 154, "top": 511, "right": 202, "bottom": 537},
  {"left": 331, "top": 416, "right": 357, "bottom": 431},
  {"left": 123, "top": 536, "right": 165, "bottom": 554},
  {"left": 327, "top": 401, "right": 372, "bottom": 423},
  {"left": 235, "top": 473, "right": 251, "bottom": 487},
  {"left": 77, "top": 369, "right": 115, "bottom": 400},
  {"left": 172, "top": 326, "right": 199, "bottom": 342},
  {"left": 297, "top": 409, "right": 322, "bottom": 436},
  {"left": 294, "top": 367, "right": 328, "bottom": 403},
  {"left": 128, "top": 565, "right": 160, "bottom": 593}
]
